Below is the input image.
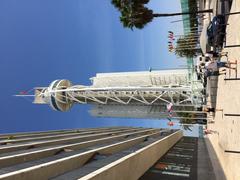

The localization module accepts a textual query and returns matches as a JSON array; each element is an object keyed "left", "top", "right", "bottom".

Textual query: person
[
  {"left": 204, "top": 61, "right": 218, "bottom": 71},
  {"left": 204, "top": 69, "right": 226, "bottom": 78},
  {"left": 216, "top": 60, "right": 237, "bottom": 69},
  {"left": 204, "top": 129, "right": 218, "bottom": 135},
  {"left": 204, "top": 129, "right": 212, "bottom": 134},
  {"left": 205, "top": 60, "right": 237, "bottom": 71},
  {"left": 195, "top": 66, "right": 201, "bottom": 80},
  {"left": 205, "top": 51, "right": 228, "bottom": 59},
  {"left": 203, "top": 106, "right": 223, "bottom": 113},
  {"left": 208, "top": 120, "right": 215, "bottom": 124}
]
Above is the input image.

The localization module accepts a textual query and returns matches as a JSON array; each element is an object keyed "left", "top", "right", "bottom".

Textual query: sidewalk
[{"left": 205, "top": 1, "right": 240, "bottom": 180}]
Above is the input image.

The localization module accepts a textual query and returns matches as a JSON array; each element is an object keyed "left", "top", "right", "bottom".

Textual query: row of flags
[
  {"left": 168, "top": 31, "right": 175, "bottom": 52},
  {"left": 166, "top": 103, "right": 174, "bottom": 126}
]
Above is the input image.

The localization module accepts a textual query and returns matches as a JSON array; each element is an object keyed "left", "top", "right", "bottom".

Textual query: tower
[{"left": 32, "top": 69, "right": 204, "bottom": 112}]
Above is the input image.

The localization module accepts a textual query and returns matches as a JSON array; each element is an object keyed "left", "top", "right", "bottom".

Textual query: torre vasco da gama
[{"left": 33, "top": 69, "right": 203, "bottom": 112}]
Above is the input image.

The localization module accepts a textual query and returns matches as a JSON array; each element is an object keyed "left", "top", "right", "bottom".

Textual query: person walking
[
  {"left": 205, "top": 60, "right": 237, "bottom": 71},
  {"left": 216, "top": 60, "right": 237, "bottom": 69}
]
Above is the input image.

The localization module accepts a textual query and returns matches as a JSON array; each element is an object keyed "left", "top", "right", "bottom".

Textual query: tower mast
[{"left": 31, "top": 70, "right": 203, "bottom": 112}]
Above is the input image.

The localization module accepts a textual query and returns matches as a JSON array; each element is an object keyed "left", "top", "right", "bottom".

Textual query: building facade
[{"left": 0, "top": 127, "right": 182, "bottom": 180}]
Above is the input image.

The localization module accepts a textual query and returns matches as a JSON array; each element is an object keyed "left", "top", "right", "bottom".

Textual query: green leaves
[
  {"left": 111, "top": 0, "right": 152, "bottom": 29},
  {"left": 111, "top": 0, "right": 213, "bottom": 30},
  {"left": 174, "top": 34, "right": 200, "bottom": 58}
]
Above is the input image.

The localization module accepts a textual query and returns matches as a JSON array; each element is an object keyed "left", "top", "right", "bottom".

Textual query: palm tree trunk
[{"left": 153, "top": 9, "right": 213, "bottom": 17}]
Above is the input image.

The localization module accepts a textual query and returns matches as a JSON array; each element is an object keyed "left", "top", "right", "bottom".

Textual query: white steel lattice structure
[{"left": 31, "top": 70, "right": 203, "bottom": 111}]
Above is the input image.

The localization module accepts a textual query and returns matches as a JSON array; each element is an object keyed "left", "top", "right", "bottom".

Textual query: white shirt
[{"left": 205, "top": 61, "right": 218, "bottom": 71}]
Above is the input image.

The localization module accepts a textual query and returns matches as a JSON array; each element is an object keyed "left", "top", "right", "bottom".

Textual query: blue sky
[{"left": 0, "top": 0, "right": 197, "bottom": 136}]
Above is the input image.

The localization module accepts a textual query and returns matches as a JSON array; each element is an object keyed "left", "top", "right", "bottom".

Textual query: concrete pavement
[{"left": 204, "top": 1, "right": 240, "bottom": 180}]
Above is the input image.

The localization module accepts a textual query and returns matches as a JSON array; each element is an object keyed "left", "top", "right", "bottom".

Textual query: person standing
[
  {"left": 204, "top": 69, "right": 226, "bottom": 78},
  {"left": 203, "top": 106, "right": 223, "bottom": 113}
]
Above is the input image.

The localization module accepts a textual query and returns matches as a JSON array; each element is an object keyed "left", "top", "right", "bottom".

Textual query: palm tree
[
  {"left": 175, "top": 47, "right": 201, "bottom": 58},
  {"left": 111, "top": 0, "right": 149, "bottom": 9},
  {"left": 174, "top": 34, "right": 202, "bottom": 58},
  {"left": 111, "top": 0, "right": 213, "bottom": 29},
  {"left": 120, "top": 7, "right": 154, "bottom": 29},
  {"left": 176, "top": 112, "right": 197, "bottom": 124}
]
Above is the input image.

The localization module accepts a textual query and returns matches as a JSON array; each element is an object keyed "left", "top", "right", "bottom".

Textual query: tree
[
  {"left": 111, "top": 0, "right": 213, "bottom": 29},
  {"left": 120, "top": 7, "right": 154, "bottom": 29},
  {"left": 111, "top": 0, "right": 149, "bottom": 10},
  {"left": 174, "top": 34, "right": 202, "bottom": 58},
  {"left": 175, "top": 47, "right": 201, "bottom": 58},
  {"left": 175, "top": 34, "right": 202, "bottom": 57},
  {"left": 176, "top": 112, "right": 197, "bottom": 124}
]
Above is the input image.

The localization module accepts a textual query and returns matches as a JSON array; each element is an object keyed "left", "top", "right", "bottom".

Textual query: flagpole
[{"left": 14, "top": 95, "right": 35, "bottom": 97}]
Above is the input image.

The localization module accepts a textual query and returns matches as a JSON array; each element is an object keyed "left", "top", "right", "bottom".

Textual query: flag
[
  {"left": 168, "top": 31, "right": 174, "bottom": 40},
  {"left": 19, "top": 91, "right": 28, "bottom": 95},
  {"left": 167, "top": 103, "right": 173, "bottom": 112},
  {"left": 167, "top": 121, "right": 174, "bottom": 126},
  {"left": 19, "top": 89, "right": 32, "bottom": 95}
]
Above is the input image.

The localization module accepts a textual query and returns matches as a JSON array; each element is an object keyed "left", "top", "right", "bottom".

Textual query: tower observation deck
[{"left": 33, "top": 69, "right": 203, "bottom": 112}]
